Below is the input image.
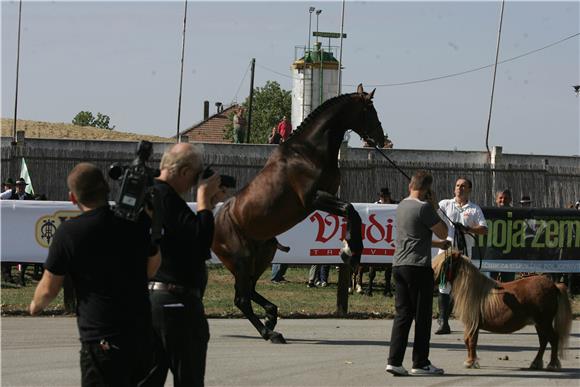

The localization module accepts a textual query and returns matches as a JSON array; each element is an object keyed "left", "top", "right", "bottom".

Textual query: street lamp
[
  {"left": 308, "top": 7, "right": 315, "bottom": 55},
  {"left": 315, "top": 9, "right": 322, "bottom": 44}
]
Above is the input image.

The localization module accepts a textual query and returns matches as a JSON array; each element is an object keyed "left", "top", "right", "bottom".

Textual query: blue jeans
[
  {"left": 308, "top": 265, "right": 330, "bottom": 283},
  {"left": 271, "top": 264, "right": 288, "bottom": 281}
]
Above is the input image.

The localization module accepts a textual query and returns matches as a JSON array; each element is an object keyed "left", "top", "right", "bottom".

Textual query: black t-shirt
[
  {"left": 150, "top": 180, "right": 214, "bottom": 290},
  {"left": 44, "top": 206, "right": 156, "bottom": 342}
]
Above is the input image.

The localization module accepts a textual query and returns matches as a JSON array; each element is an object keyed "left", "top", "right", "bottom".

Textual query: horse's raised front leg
[
  {"left": 312, "top": 191, "right": 363, "bottom": 268},
  {"left": 233, "top": 261, "right": 285, "bottom": 344},
  {"left": 463, "top": 329, "right": 480, "bottom": 369}
]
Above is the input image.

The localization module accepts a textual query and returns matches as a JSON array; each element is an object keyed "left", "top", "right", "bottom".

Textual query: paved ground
[{"left": 1, "top": 317, "right": 579, "bottom": 386}]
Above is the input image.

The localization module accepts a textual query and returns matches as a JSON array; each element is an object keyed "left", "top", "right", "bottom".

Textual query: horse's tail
[{"left": 554, "top": 282, "right": 572, "bottom": 359}]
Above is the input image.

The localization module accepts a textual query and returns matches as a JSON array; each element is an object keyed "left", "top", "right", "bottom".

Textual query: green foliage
[
  {"left": 72, "top": 111, "right": 94, "bottom": 127},
  {"left": 72, "top": 111, "right": 115, "bottom": 130},
  {"left": 225, "top": 81, "right": 291, "bottom": 144}
]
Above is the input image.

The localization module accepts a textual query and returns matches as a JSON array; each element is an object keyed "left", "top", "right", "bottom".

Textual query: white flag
[{"left": 20, "top": 157, "right": 35, "bottom": 195}]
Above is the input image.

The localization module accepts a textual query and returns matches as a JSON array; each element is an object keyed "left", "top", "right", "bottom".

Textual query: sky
[{"left": 1, "top": 0, "right": 579, "bottom": 156}]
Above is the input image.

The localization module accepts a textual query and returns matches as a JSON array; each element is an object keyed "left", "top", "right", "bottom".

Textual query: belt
[{"left": 148, "top": 281, "right": 201, "bottom": 298}]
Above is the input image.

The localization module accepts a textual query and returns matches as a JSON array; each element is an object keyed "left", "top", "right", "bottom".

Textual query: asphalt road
[{"left": 2, "top": 317, "right": 579, "bottom": 386}]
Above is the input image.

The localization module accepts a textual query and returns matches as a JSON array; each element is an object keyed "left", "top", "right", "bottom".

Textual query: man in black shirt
[
  {"left": 141, "top": 143, "right": 222, "bottom": 387},
  {"left": 29, "top": 162, "right": 160, "bottom": 386}
]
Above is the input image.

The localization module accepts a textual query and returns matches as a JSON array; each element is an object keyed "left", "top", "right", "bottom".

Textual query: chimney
[
  {"left": 215, "top": 102, "right": 223, "bottom": 114},
  {"left": 203, "top": 101, "right": 209, "bottom": 120}
]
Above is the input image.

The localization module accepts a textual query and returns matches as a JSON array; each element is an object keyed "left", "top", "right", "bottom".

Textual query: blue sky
[{"left": 2, "top": 1, "right": 579, "bottom": 155}]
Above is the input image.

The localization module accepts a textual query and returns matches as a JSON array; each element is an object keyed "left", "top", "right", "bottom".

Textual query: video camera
[
  {"left": 202, "top": 166, "right": 236, "bottom": 189},
  {"left": 109, "top": 140, "right": 160, "bottom": 222}
]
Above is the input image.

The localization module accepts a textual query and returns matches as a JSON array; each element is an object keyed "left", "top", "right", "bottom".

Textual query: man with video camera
[
  {"left": 29, "top": 163, "right": 161, "bottom": 386},
  {"left": 140, "top": 143, "right": 224, "bottom": 387}
]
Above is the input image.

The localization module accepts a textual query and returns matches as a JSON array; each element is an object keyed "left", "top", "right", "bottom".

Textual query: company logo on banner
[
  {"left": 35, "top": 210, "right": 80, "bottom": 248},
  {"left": 308, "top": 212, "right": 395, "bottom": 257}
]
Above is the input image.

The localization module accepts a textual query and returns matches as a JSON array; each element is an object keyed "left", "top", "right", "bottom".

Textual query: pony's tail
[{"left": 554, "top": 283, "right": 572, "bottom": 359}]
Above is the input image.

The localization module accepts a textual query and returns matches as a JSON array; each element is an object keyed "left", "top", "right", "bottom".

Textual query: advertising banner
[{"left": 1, "top": 201, "right": 578, "bottom": 272}]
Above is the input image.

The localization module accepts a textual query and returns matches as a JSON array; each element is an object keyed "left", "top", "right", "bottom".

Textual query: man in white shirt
[{"left": 435, "top": 177, "right": 488, "bottom": 334}]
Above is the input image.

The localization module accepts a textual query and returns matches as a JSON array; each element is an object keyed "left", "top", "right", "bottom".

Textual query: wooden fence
[{"left": 1, "top": 141, "right": 579, "bottom": 208}]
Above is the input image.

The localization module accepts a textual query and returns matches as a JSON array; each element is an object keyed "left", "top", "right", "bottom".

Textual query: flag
[{"left": 20, "top": 157, "right": 34, "bottom": 195}]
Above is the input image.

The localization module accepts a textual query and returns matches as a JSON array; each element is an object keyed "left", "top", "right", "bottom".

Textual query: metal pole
[
  {"left": 485, "top": 0, "right": 505, "bottom": 160},
  {"left": 338, "top": 0, "right": 346, "bottom": 96},
  {"left": 246, "top": 58, "right": 255, "bottom": 143},
  {"left": 176, "top": 0, "right": 188, "bottom": 143},
  {"left": 12, "top": 0, "right": 23, "bottom": 145}
]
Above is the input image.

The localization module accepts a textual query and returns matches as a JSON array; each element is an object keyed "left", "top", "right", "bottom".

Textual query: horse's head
[
  {"left": 353, "top": 84, "right": 385, "bottom": 148},
  {"left": 432, "top": 250, "right": 468, "bottom": 283}
]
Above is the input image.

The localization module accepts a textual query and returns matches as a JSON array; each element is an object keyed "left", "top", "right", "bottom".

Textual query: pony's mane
[
  {"left": 286, "top": 92, "right": 356, "bottom": 140},
  {"left": 432, "top": 251, "right": 503, "bottom": 336}
]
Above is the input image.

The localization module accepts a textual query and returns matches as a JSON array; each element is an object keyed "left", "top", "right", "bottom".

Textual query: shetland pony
[{"left": 432, "top": 252, "right": 572, "bottom": 370}]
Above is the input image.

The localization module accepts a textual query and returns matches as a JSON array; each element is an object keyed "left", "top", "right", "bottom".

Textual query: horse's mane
[
  {"left": 286, "top": 92, "right": 355, "bottom": 141},
  {"left": 432, "top": 252, "right": 503, "bottom": 336}
]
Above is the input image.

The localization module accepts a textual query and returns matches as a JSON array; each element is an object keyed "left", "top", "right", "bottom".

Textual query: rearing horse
[{"left": 212, "top": 84, "right": 385, "bottom": 343}]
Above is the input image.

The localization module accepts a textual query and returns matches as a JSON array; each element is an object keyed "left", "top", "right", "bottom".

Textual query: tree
[
  {"left": 72, "top": 111, "right": 115, "bottom": 130},
  {"left": 225, "top": 81, "right": 291, "bottom": 144}
]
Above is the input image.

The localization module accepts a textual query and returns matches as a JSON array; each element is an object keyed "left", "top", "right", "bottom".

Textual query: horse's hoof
[
  {"left": 528, "top": 360, "right": 543, "bottom": 370},
  {"left": 546, "top": 361, "right": 561, "bottom": 371},
  {"left": 463, "top": 360, "right": 480, "bottom": 369},
  {"left": 270, "top": 332, "right": 286, "bottom": 344}
]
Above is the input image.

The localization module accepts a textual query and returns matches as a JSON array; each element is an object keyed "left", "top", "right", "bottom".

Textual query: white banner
[
  {"left": 2, "top": 201, "right": 579, "bottom": 272},
  {"left": 0, "top": 201, "right": 397, "bottom": 264}
]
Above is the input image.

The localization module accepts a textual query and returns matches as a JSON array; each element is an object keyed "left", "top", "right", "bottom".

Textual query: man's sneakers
[
  {"left": 411, "top": 364, "right": 445, "bottom": 375},
  {"left": 387, "top": 363, "right": 444, "bottom": 377},
  {"left": 386, "top": 364, "right": 408, "bottom": 376}
]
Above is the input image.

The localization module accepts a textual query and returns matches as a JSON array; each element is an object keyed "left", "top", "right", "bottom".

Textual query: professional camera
[
  {"left": 109, "top": 140, "right": 160, "bottom": 222},
  {"left": 202, "top": 166, "right": 236, "bottom": 188}
]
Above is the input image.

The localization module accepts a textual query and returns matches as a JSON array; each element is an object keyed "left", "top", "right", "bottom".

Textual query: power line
[
  {"left": 230, "top": 60, "right": 252, "bottom": 105},
  {"left": 256, "top": 32, "right": 579, "bottom": 88}
]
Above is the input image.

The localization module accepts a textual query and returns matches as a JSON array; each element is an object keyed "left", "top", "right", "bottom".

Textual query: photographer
[
  {"left": 141, "top": 143, "right": 223, "bottom": 387},
  {"left": 29, "top": 163, "right": 160, "bottom": 386}
]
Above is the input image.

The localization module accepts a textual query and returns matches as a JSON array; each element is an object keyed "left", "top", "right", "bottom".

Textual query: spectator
[
  {"left": 29, "top": 162, "right": 160, "bottom": 386},
  {"left": 490, "top": 189, "right": 515, "bottom": 282},
  {"left": 277, "top": 116, "right": 291, "bottom": 142},
  {"left": 495, "top": 189, "right": 512, "bottom": 207},
  {"left": 354, "top": 187, "right": 397, "bottom": 296},
  {"left": 1, "top": 177, "right": 15, "bottom": 195},
  {"left": 435, "top": 177, "right": 488, "bottom": 335},
  {"left": 307, "top": 264, "right": 330, "bottom": 288},
  {"left": 386, "top": 170, "right": 448, "bottom": 376},
  {"left": 271, "top": 262, "right": 288, "bottom": 284},
  {"left": 268, "top": 125, "right": 281, "bottom": 144},
  {"left": 233, "top": 107, "right": 246, "bottom": 144},
  {"left": 4, "top": 178, "right": 34, "bottom": 200},
  {"left": 141, "top": 143, "right": 223, "bottom": 387}
]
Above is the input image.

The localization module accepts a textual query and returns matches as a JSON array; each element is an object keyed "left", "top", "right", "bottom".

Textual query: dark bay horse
[
  {"left": 212, "top": 85, "right": 385, "bottom": 343},
  {"left": 432, "top": 252, "right": 572, "bottom": 370}
]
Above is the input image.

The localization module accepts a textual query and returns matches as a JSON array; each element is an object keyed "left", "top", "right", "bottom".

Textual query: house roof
[{"left": 180, "top": 104, "right": 238, "bottom": 143}]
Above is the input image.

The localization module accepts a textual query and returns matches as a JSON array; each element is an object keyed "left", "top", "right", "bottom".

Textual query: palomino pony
[
  {"left": 432, "top": 252, "right": 572, "bottom": 370},
  {"left": 212, "top": 85, "right": 385, "bottom": 343}
]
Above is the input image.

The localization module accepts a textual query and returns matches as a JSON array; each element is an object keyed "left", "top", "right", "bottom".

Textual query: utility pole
[
  {"left": 246, "top": 58, "right": 255, "bottom": 143},
  {"left": 176, "top": 0, "right": 188, "bottom": 143},
  {"left": 12, "top": 0, "right": 23, "bottom": 145}
]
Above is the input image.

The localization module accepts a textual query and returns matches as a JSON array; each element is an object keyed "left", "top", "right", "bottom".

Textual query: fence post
[{"left": 336, "top": 140, "right": 350, "bottom": 315}]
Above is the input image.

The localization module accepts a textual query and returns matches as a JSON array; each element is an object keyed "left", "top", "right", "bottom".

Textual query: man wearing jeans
[{"left": 386, "top": 170, "right": 449, "bottom": 376}]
